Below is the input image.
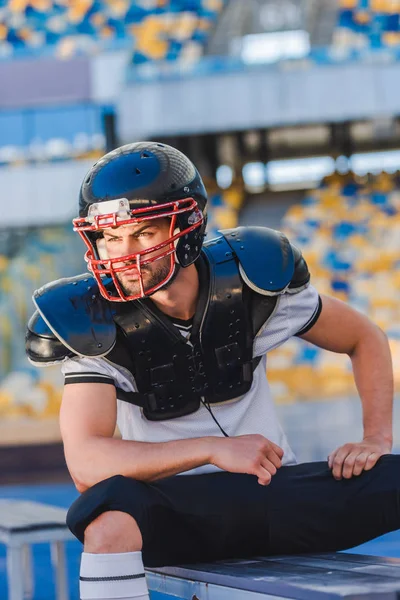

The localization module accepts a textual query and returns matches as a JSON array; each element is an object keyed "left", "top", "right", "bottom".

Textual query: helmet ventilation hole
[
  {"left": 141, "top": 152, "right": 150, "bottom": 158},
  {"left": 135, "top": 168, "right": 141, "bottom": 175}
]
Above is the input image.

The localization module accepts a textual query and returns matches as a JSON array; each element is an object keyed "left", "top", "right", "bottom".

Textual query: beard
[{"left": 117, "top": 256, "right": 177, "bottom": 297}]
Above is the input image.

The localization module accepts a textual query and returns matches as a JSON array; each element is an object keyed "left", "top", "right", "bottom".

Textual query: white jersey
[{"left": 62, "top": 284, "right": 321, "bottom": 475}]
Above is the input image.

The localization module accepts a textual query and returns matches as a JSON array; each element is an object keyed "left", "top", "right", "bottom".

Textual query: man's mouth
[
  {"left": 123, "top": 266, "right": 140, "bottom": 278},
  {"left": 122, "top": 265, "right": 150, "bottom": 279}
]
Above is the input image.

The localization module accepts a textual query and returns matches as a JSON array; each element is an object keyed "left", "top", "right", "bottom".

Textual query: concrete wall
[
  {"left": 1, "top": 160, "right": 93, "bottom": 227},
  {"left": 117, "top": 61, "right": 400, "bottom": 140}
]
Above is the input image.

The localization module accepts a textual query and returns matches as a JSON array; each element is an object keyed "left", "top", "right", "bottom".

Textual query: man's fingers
[
  {"left": 332, "top": 449, "right": 381, "bottom": 479},
  {"left": 351, "top": 452, "right": 371, "bottom": 477},
  {"left": 332, "top": 446, "right": 353, "bottom": 479},
  {"left": 342, "top": 452, "right": 361, "bottom": 479},
  {"left": 260, "top": 457, "right": 277, "bottom": 477},
  {"left": 342, "top": 452, "right": 368, "bottom": 478},
  {"left": 265, "top": 448, "right": 282, "bottom": 470},
  {"left": 256, "top": 465, "right": 272, "bottom": 486},
  {"left": 255, "top": 457, "right": 278, "bottom": 486},
  {"left": 363, "top": 452, "right": 380, "bottom": 471},
  {"left": 269, "top": 441, "right": 284, "bottom": 459}
]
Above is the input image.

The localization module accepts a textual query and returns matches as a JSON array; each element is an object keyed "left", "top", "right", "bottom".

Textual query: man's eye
[
  {"left": 137, "top": 231, "right": 152, "bottom": 237},
  {"left": 106, "top": 237, "right": 120, "bottom": 243}
]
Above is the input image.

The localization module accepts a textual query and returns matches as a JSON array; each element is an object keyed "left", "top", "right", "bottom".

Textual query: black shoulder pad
[
  {"left": 33, "top": 273, "right": 116, "bottom": 357},
  {"left": 26, "top": 311, "right": 76, "bottom": 364},
  {"left": 219, "top": 226, "right": 295, "bottom": 295},
  {"left": 289, "top": 244, "right": 310, "bottom": 290}
]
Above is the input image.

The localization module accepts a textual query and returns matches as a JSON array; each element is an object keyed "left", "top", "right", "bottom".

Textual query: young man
[{"left": 27, "top": 142, "right": 399, "bottom": 600}]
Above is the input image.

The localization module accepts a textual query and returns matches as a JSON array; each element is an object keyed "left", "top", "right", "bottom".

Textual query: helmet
[{"left": 73, "top": 142, "right": 207, "bottom": 302}]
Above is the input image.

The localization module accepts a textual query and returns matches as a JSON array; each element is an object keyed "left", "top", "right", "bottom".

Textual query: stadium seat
[{"left": 267, "top": 171, "right": 400, "bottom": 403}]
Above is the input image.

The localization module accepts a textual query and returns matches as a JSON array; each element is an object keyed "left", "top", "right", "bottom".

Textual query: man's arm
[
  {"left": 299, "top": 294, "right": 393, "bottom": 479},
  {"left": 60, "top": 382, "right": 216, "bottom": 492},
  {"left": 60, "top": 383, "right": 284, "bottom": 492}
]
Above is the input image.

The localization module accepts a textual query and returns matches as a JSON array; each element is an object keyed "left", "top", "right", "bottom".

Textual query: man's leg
[
  {"left": 80, "top": 511, "right": 148, "bottom": 600},
  {"left": 67, "top": 455, "right": 400, "bottom": 597},
  {"left": 66, "top": 471, "right": 276, "bottom": 570},
  {"left": 264, "top": 454, "right": 400, "bottom": 554}
]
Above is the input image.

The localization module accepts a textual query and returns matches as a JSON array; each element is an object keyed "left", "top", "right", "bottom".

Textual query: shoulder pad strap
[
  {"left": 289, "top": 244, "right": 310, "bottom": 291},
  {"left": 26, "top": 311, "right": 75, "bottom": 364},
  {"left": 203, "top": 233, "right": 237, "bottom": 265},
  {"left": 33, "top": 274, "right": 116, "bottom": 357},
  {"left": 220, "top": 226, "right": 295, "bottom": 296}
]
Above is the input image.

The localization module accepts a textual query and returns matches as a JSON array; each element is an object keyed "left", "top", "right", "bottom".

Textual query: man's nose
[{"left": 120, "top": 238, "right": 139, "bottom": 257}]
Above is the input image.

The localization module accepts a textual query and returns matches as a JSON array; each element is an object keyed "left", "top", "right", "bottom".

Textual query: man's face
[{"left": 100, "top": 217, "right": 173, "bottom": 296}]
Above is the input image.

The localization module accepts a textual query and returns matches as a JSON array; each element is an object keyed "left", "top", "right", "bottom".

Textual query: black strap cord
[{"left": 200, "top": 397, "right": 229, "bottom": 437}]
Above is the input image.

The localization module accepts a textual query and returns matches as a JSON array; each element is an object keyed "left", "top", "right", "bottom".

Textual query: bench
[
  {"left": 0, "top": 500, "right": 74, "bottom": 600},
  {"left": 2, "top": 500, "right": 400, "bottom": 600},
  {"left": 147, "top": 554, "right": 400, "bottom": 599}
]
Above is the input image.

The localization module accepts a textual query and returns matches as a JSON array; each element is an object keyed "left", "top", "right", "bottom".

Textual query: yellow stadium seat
[
  {"left": 132, "top": 15, "right": 169, "bottom": 60},
  {"left": 9, "top": 0, "right": 29, "bottom": 13},
  {"left": 90, "top": 12, "right": 107, "bottom": 27},
  {"left": 203, "top": 0, "right": 224, "bottom": 10},
  {"left": 0, "top": 255, "right": 9, "bottom": 272},
  {"left": 0, "top": 24, "right": 8, "bottom": 41},
  {"left": 339, "top": 0, "right": 358, "bottom": 8},
  {"left": 31, "top": 0, "right": 52, "bottom": 11},
  {"left": 68, "top": 0, "right": 94, "bottom": 25},
  {"left": 196, "top": 18, "right": 213, "bottom": 31},
  {"left": 172, "top": 13, "right": 198, "bottom": 41},
  {"left": 214, "top": 206, "right": 238, "bottom": 229},
  {"left": 354, "top": 11, "right": 371, "bottom": 24},
  {"left": 17, "top": 27, "right": 34, "bottom": 42},
  {"left": 223, "top": 185, "right": 244, "bottom": 210},
  {"left": 374, "top": 171, "right": 395, "bottom": 191},
  {"left": 100, "top": 25, "right": 114, "bottom": 38},
  {"left": 382, "top": 32, "right": 400, "bottom": 46},
  {"left": 107, "top": 0, "right": 129, "bottom": 18}
]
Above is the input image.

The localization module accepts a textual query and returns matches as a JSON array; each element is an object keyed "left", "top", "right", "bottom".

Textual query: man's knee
[{"left": 84, "top": 510, "right": 143, "bottom": 553}]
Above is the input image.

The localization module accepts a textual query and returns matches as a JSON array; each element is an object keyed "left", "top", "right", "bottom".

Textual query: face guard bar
[{"left": 72, "top": 197, "right": 204, "bottom": 302}]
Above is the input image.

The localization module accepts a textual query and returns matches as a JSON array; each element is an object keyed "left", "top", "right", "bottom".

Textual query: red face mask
[{"left": 73, "top": 197, "right": 204, "bottom": 302}]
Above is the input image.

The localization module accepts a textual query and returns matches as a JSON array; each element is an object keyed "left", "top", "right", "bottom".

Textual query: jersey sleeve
[
  {"left": 254, "top": 284, "right": 322, "bottom": 357},
  {"left": 61, "top": 356, "right": 119, "bottom": 386}
]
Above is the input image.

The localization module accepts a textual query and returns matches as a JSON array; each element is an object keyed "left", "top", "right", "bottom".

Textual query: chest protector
[{"left": 27, "top": 227, "right": 310, "bottom": 421}]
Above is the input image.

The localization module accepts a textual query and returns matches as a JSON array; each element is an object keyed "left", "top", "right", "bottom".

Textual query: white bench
[
  {"left": 0, "top": 500, "right": 74, "bottom": 600},
  {"left": 148, "top": 553, "right": 400, "bottom": 599}
]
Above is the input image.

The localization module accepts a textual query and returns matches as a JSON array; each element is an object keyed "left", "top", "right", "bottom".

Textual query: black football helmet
[{"left": 73, "top": 142, "right": 207, "bottom": 301}]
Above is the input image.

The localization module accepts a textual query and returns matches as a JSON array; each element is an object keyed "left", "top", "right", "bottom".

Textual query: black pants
[{"left": 67, "top": 455, "right": 400, "bottom": 567}]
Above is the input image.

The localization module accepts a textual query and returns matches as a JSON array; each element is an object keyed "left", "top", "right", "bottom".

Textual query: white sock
[{"left": 80, "top": 551, "right": 149, "bottom": 600}]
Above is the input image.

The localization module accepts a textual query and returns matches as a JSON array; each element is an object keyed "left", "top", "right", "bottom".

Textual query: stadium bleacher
[
  {"left": 0, "top": 225, "right": 84, "bottom": 419},
  {"left": 268, "top": 170, "right": 400, "bottom": 404},
  {"left": 0, "top": 0, "right": 225, "bottom": 60},
  {"left": 0, "top": 1, "right": 225, "bottom": 164},
  {"left": 334, "top": 0, "right": 400, "bottom": 49}
]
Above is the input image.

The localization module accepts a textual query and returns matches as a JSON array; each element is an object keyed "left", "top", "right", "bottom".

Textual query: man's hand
[
  {"left": 210, "top": 434, "right": 284, "bottom": 486},
  {"left": 328, "top": 435, "right": 392, "bottom": 480}
]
